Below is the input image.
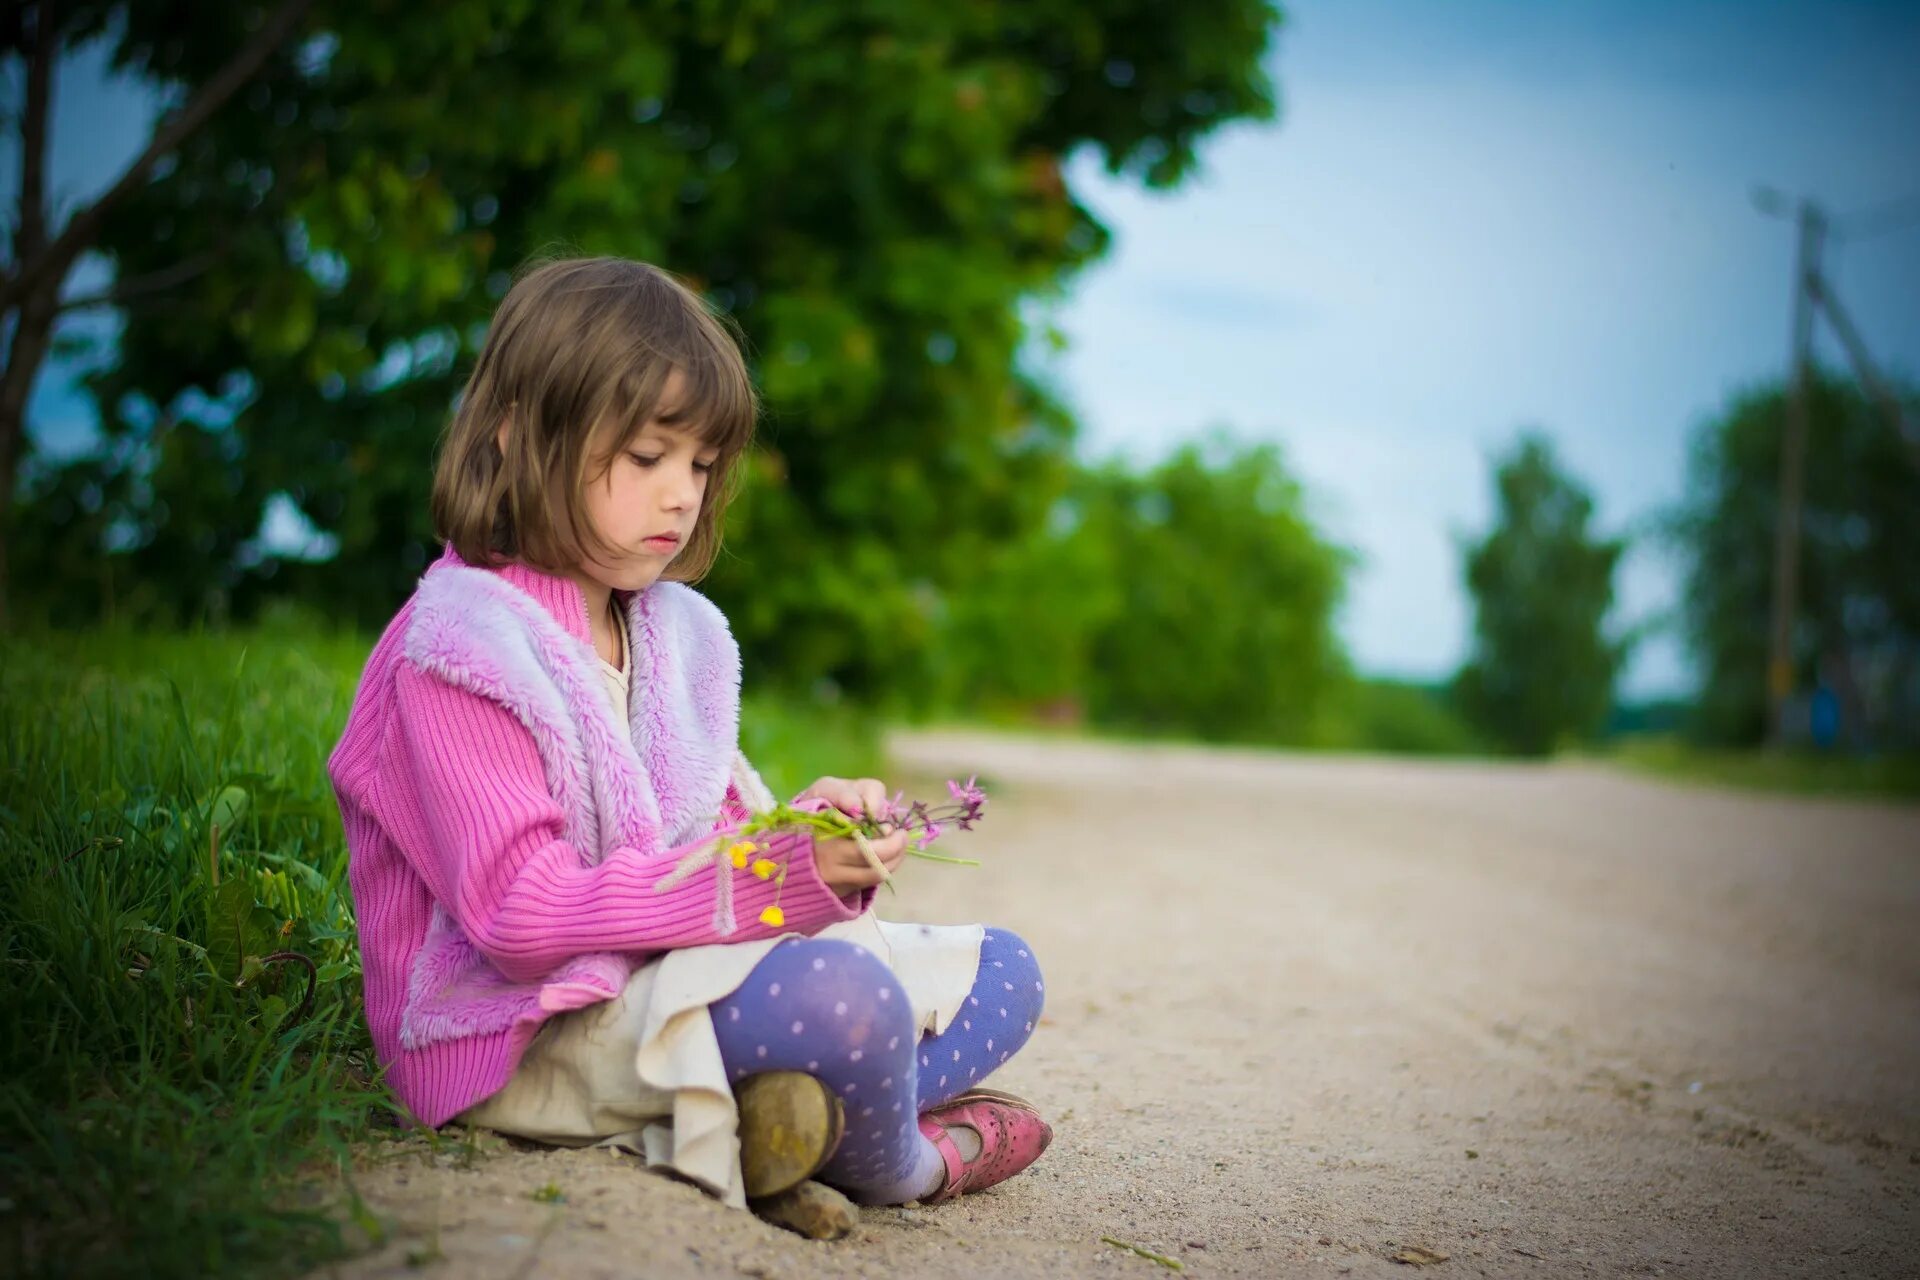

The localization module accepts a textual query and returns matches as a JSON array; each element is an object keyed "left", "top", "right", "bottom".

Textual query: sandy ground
[{"left": 315, "top": 731, "right": 1920, "bottom": 1279}]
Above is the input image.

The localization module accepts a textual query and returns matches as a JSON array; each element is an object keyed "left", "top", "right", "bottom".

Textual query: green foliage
[
  {"left": 1321, "top": 678, "right": 1483, "bottom": 756},
  {"left": 1076, "top": 436, "right": 1352, "bottom": 742},
  {"left": 0, "top": 628, "right": 376, "bottom": 1279},
  {"left": 0, "top": 626, "right": 880, "bottom": 1278},
  {"left": 924, "top": 432, "right": 1353, "bottom": 745},
  {"left": 16, "top": 0, "right": 1281, "bottom": 707},
  {"left": 1610, "top": 737, "right": 1920, "bottom": 800},
  {"left": 1668, "top": 374, "right": 1920, "bottom": 748},
  {"left": 738, "top": 690, "right": 885, "bottom": 800},
  {"left": 1455, "top": 433, "right": 1627, "bottom": 756}
]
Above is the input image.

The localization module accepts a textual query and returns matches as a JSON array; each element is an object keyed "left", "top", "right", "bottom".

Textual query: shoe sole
[
  {"left": 737, "top": 1071, "right": 844, "bottom": 1200},
  {"left": 750, "top": 1179, "right": 858, "bottom": 1239}
]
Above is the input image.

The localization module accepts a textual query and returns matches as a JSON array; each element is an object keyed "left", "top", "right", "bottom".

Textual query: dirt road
[{"left": 321, "top": 732, "right": 1920, "bottom": 1279}]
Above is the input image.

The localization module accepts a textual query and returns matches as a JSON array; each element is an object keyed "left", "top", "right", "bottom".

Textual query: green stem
[
  {"left": 1099, "top": 1237, "right": 1185, "bottom": 1271},
  {"left": 905, "top": 849, "right": 981, "bottom": 866}
]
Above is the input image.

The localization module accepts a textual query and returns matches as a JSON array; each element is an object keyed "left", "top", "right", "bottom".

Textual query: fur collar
[{"left": 403, "top": 558, "right": 741, "bottom": 860}]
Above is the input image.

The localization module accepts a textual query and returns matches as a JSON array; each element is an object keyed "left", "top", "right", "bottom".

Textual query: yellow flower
[
  {"left": 727, "top": 841, "right": 755, "bottom": 869},
  {"left": 759, "top": 905, "right": 785, "bottom": 928},
  {"left": 751, "top": 858, "right": 778, "bottom": 880}
]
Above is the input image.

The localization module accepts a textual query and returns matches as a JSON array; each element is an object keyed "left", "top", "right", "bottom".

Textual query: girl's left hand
[
  {"left": 794, "top": 776, "right": 906, "bottom": 895},
  {"left": 794, "top": 776, "right": 892, "bottom": 827}
]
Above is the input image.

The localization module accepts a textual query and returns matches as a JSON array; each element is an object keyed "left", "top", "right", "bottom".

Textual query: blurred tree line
[
  {"left": 1453, "top": 378, "right": 1919, "bottom": 757},
  {"left": 10, "top": 4, "right": 1915, "bottom": 756}
]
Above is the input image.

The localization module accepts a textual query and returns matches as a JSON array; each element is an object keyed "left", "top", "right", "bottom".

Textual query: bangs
[
  {"left": 677, "top": 317, "right": 758, "bottom": 455},
  {"left": 600, "top": 292, "right": 758, "bottom": 457}
]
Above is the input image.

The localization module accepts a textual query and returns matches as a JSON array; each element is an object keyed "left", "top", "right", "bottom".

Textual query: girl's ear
[{"left": 493, "top": 402, "right": 521, "bottom": 456}]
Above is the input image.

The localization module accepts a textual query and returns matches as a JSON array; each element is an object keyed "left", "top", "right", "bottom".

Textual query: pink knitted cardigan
[{"left": 328, "top": 548, "right": 866, "bottom": 1126}]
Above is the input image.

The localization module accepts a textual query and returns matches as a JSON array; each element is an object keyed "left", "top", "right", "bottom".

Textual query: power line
[{"left": 1830, "top": 191, "right": 1920, "bottom": 243}]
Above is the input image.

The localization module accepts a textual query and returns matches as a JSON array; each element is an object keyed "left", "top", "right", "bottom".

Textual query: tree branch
[
  {"left": 55, "top": 251, "right": 222, "bottom": 313},
  {"left": 0, "top": 0, "right": 314, "bottom": 313},
  {"left": 17, "top": 3, "right": 53, "bottom": 263}
]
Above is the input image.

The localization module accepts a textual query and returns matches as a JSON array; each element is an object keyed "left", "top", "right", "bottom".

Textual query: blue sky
[
  {"left": 1055, "top": 0, "right": 1920, "bottom": 695},
  {"left": 11, "top": 2, "right": 1920, "bottom": 696}
]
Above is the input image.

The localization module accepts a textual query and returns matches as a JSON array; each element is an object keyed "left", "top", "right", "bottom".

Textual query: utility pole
[
  {"left": 1755, "top": 185, "right": 1918, "bottom": 748},
  {"left": 1766, "top": 201, "right": 1823, "bottom": 749}
]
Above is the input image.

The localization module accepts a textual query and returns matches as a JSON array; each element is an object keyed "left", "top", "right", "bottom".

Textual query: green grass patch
[
  {"left": 1610, "top": 736, "right": 1920, "bottom": 800},
  {"left": 1320, "top": 678, "right": 1483, "bottom": 756},
  {"left": 0, "top": 626, "right": 879, "bottom": 1279},
  {"left": 905, "top": 676, "right": 1486, "bottom": 759},
  {"left": 739, "top": 691, "right": 885, "bottom": 799}
]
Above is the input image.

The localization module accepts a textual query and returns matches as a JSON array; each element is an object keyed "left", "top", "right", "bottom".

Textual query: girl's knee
[
  {"left": 979, "top": 926, "right": 1045, "bottom": 1020},
  {"left": 768, "top": 938, "right": 915, "bottom": 1043}
]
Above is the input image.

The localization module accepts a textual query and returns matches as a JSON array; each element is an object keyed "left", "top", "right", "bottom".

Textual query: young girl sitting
[{"left": 328, "top": 256, "right": 1051, "bottom": 1214}]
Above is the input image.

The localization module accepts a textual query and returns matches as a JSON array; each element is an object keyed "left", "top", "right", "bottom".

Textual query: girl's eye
[{"left": 629, "top": 453, "right": 716, "bottom": 475}]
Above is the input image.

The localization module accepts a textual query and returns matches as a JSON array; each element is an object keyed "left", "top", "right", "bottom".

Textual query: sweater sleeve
[
  {"left": 709, "top": 780, "right": 881, "bottom": 916},
  {"left": 382, "top": 662, "right": 863, "bottom": 984}
]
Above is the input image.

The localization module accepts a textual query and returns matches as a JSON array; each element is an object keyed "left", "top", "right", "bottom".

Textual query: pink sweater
[{"left": 328, "top": 553, "right": 865, "bottom": 1126}]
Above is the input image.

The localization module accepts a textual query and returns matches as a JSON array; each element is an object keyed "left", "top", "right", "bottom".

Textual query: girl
[{"left": 327, "top": 256, "right": 1051, "bottom": 1216}]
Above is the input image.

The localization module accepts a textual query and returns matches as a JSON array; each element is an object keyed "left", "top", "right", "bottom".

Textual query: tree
[
  {"left": 1671, "top": 375, "right": 1920, "bottom": 748},
  {"left": 1, "top": 0, "right": 315, "bottom": 623},
  {"left": 7, "top": 1, "right": 1283, "bottom": 700},
  {"left": 1455, "top": 433, "right": 1626, "bottom": 756},
  {"left": 1072, "top": 432, "right": 1351, "bottom": 744}
]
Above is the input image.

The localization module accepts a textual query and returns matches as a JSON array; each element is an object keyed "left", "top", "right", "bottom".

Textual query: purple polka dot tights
[{"left": 710, "top": 928, "right": 1043, "bottom": 1204}]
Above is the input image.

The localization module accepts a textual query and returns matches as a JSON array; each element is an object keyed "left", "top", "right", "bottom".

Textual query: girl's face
[{"left": 574, "top": 369, "right": 720, "bottom": 595}]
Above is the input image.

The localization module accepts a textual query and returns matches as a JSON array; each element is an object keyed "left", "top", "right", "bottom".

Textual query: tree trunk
[
  {"left": 0, "top": 1, "right": 54, "bottom": 629},
  {"left": 1, "top": 288, "right": 61, "bottom": 627},
  {"left": 0, "top": 0, "right": 314, "bottom": 625}
]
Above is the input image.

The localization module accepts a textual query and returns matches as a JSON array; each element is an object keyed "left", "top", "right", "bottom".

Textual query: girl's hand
[
  {"left": 795, "top": 776, "right": 908, "bottom": 893},
  {"left": 795, "top": 775, "right": 890, "bottom": 823},
  {"left": 811, "top": 826, "right": 909, "bottom": 894}
]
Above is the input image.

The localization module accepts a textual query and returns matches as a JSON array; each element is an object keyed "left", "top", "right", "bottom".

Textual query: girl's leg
[
  {"left": 711, "top": 929, "right": 1048, "bottom": 1205},
  {"left": 913, "top": 927, "right": 1045, "bottom": 1110},
  {"left": 712, "top": 939, "right": 944, "bottom": 1204}
]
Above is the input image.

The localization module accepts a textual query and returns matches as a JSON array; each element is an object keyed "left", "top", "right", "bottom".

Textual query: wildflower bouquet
[{"left": 656, "top": 776, "right": 989, "bottom": 933}]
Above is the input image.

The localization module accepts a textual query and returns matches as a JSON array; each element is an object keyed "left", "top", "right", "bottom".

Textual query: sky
[
  {"left": 10, "top": 2, "right": 1920, "bottom": 697},
  {"left": 1052, "top": 0, "right": 1920, "bottom": 696}
]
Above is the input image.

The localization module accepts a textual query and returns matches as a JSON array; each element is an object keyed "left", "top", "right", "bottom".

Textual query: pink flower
[{"left": 947, "top": 775, "right": 987, "bottom": 808}]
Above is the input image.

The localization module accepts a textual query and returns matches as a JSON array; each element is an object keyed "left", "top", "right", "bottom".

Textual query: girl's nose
[{"left": 669, "top": 464, "right": 702, "bottom": 507}]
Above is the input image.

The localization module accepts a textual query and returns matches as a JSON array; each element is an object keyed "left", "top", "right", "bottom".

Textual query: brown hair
[{"left": 431, "top": 255, "right": 758, "bottom": 582}]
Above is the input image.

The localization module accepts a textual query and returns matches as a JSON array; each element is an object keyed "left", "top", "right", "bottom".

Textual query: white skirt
[{"left": 459, "top": 911, "right": 984, "bottom": 1207}]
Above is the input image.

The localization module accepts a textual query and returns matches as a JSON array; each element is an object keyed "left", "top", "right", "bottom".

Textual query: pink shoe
[{"left": 915, "top": 1091, "right": 1053, "bottom": 1204}]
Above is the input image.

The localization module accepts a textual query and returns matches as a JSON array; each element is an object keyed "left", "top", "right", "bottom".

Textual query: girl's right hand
[{"left": 812, "top": 826, "right": 909, "bottom": 895}]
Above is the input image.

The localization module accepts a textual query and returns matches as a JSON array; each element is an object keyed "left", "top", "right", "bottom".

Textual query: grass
[
  {"left": 0, "top": 625, "right": 879, "bottom": 1280},
  {"left": 1610, "top": 736, "right": 1920, "bottom": 800},
  {"left": 901, "top": 676, "right": 1485, "bottom": 759}
]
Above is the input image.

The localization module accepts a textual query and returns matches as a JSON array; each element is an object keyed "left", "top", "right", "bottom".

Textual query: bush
[
  {"left": 927, "top": 432, "right": 1354, "bottom": 746},
  {"left": 1324, "top": 679, "right": 1483, "bottom": 756}
]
